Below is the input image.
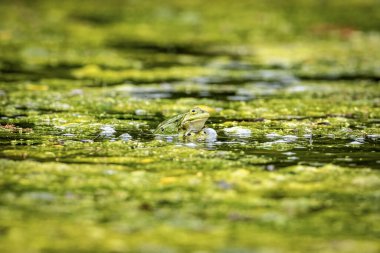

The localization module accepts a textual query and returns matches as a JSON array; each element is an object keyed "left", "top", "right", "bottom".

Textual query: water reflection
[
  {"left": 1, "top": 121, "right": 379, "bottom": 169},
  {"left": 148, "top": 130, "right": 380, "bottom": 169}
]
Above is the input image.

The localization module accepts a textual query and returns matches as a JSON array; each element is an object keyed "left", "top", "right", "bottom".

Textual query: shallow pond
[{"left": 1, "top": 0, "right": 380, "bottom": 253}]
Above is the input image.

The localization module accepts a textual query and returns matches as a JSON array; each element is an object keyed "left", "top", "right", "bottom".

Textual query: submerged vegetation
[{"left": 0, "top": 0, "right": 380, "bottom": 252}]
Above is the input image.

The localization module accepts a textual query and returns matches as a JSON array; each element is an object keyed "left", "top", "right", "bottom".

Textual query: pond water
[{"left": 1, "top": 58, "right": 379, "bottom": 170}]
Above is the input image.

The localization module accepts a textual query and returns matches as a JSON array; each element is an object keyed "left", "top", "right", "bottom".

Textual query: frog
[{"left": 153, "top": 107, "right": 210, "bottom": 136}]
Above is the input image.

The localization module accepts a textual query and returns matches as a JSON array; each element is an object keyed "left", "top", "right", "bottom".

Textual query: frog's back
[{"left": 154, "top": 113, "right": 184, "bottom": 134}]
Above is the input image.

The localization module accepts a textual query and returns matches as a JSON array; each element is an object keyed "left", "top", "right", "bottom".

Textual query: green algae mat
[{"left": 1, "top": 0, "right": 380, "bottom": 252}]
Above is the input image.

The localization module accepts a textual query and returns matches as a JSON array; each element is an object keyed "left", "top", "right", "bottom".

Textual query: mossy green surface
[{"left": 0, "top": 0, "right": 380, "bottom": 252}]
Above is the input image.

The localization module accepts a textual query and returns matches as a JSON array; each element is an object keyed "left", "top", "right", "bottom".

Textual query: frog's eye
[{"left": 191, "top": 109, "right": 196, "bottom": 114}]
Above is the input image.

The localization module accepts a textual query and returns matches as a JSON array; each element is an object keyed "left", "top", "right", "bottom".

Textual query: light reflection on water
[
  {"left": 122, "top": 129, "right": 379, "bottom": 169},
  {"left": 0, "top": 120, "right": 379, "bottom": 169}
]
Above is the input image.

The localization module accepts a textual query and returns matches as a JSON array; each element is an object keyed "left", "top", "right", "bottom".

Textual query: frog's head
[{"left": 181, "top": 107, "right": 210, "bottom": 131}]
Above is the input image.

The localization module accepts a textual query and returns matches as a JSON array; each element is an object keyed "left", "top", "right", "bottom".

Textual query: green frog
[{"left": 154, "top": 107, "right": 210, "bottom": 136}]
